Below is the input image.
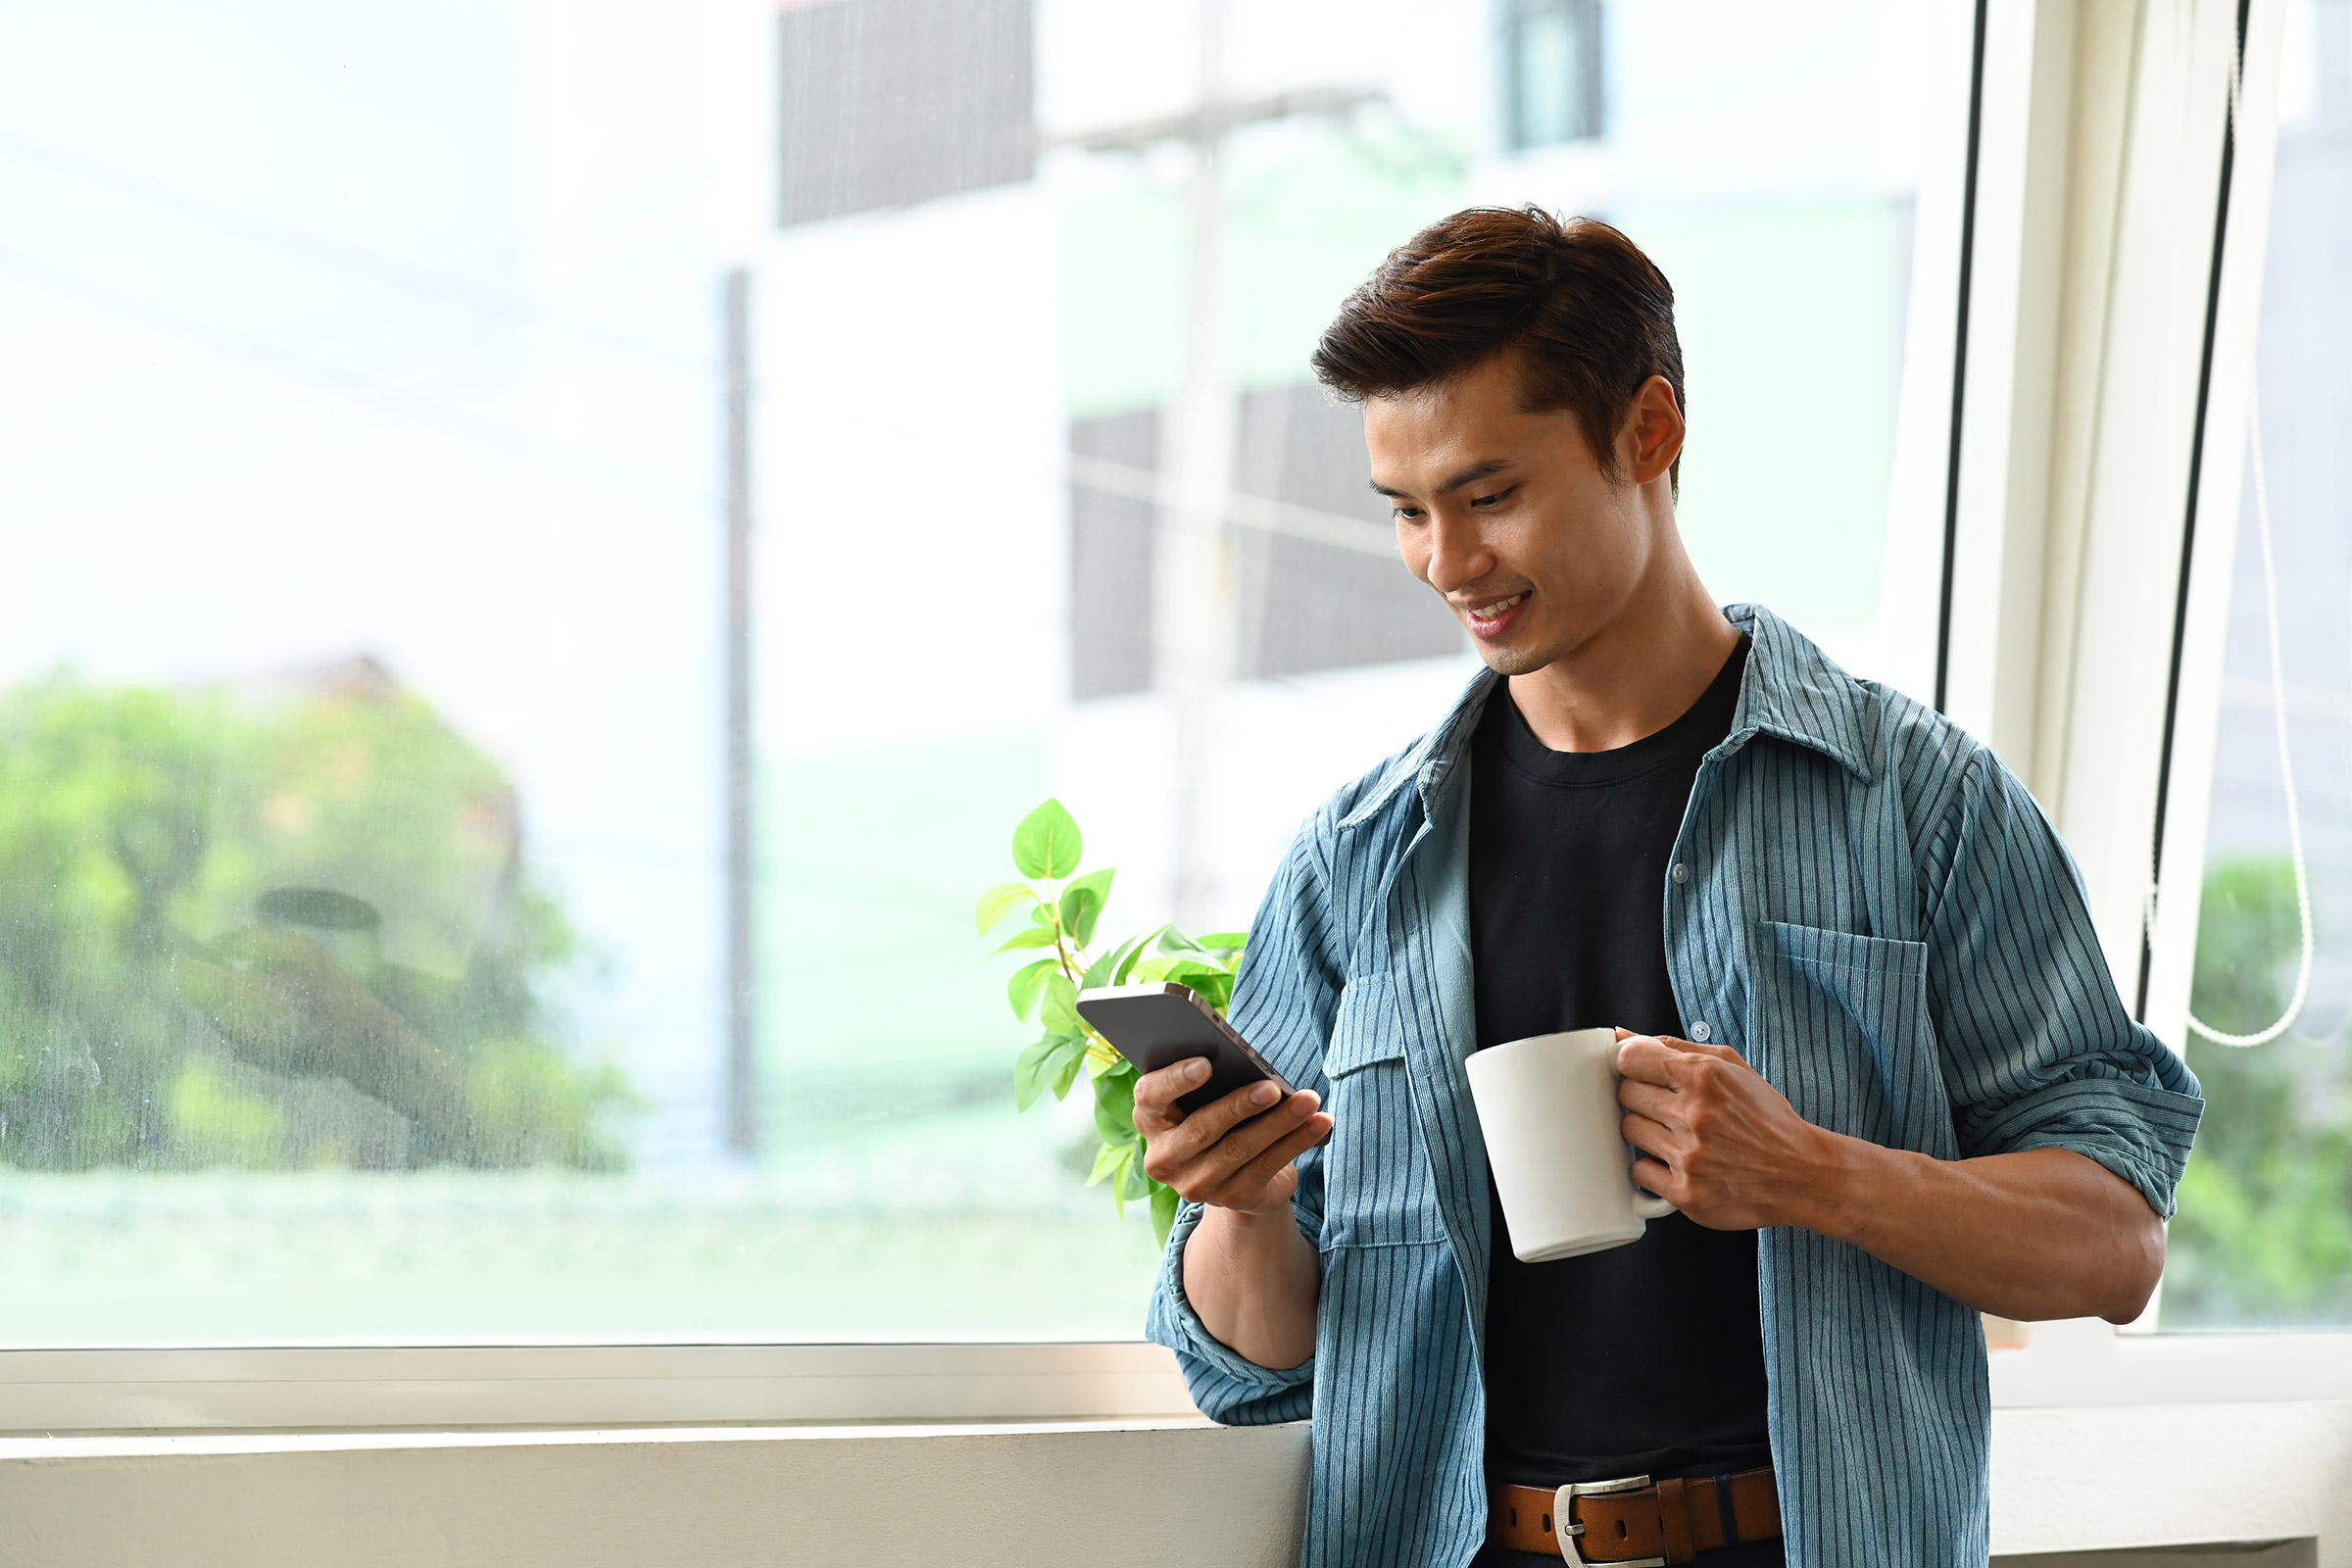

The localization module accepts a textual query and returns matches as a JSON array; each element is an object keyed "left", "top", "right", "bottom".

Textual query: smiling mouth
[{"left": 1462, "top": 592, "right": 1528, "bottom": 627}]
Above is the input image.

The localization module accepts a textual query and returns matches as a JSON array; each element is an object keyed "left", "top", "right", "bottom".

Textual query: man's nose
[{"left": 1420, "top": 508, "right": 1494, "bottom": 593}]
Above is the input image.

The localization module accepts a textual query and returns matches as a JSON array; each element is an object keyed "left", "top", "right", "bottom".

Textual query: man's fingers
[
  {"left": 1617, "top": 1036, "right": 1752, "bottom": 1087},
  {"left": 1195, "top": 1092, "right": 1321, "bottom": 1181},
  {"left": 1188, "top": 1080, "right": 1292, "bottom": 1144},
  {"left": 1213, "top": 1112, "right": 1334, "bottom": 1205},
  {"left": 1619, "top": 1033, "right": 1749, "bottom": 1068},
  {"left": 1136, "top": 1066, "right": 1279, "bottom": 1144},
  {"left": 1132, "top": 1058, "right": 1214, "bottom": 1127},
  {"left": 1630, "top": 1153, "right": 1679, "bottom": 1200},
  {"left": 1144, "top": 1085, "right": 1320, "bottom": 1193},
  {"left": 1615, "top": 1036, "right": 1687, "bottom": 1084},
  {"left": 1620, "top": 1108, "right": 1679, "bottom": 1155},
  {"left": 1616, "top": 1077, "right": 1678, "bottom": 1122}
]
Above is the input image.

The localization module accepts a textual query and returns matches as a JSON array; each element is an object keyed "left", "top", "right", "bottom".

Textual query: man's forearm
[
  {"left": 1182, "top": 1204, "right": 1322, "bottom": 1370},
  {"left": 1799, "top": 1140, "right": 2164, "bottom": 1323}
]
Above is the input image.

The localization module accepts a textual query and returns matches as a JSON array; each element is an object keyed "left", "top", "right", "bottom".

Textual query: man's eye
[
  {"left": 1470, "top": 488, "right": 1512, "bottom": 509},
  {"left": 1394, "top": 506, "right": 1424, "bottom": 521}
]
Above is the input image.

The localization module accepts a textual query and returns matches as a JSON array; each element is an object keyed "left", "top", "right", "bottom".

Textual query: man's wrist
[
  {"left": 1213, "top": 1198, "right": 1298, "bottom": 1235},
  {"left": 1788, "top": 1124, "right": 1890, "bottom": 1240}
]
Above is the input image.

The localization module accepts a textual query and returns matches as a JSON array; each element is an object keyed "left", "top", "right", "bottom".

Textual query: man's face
[{"left": 1364, "top": 354, "right": 1671, "bottom": 677}]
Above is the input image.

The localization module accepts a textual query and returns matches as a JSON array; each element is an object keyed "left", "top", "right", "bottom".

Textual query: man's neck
[{"left": 1504, "top": 567, "right": 1740, "bottom": 754}]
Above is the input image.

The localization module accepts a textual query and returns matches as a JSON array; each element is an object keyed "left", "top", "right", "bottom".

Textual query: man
[{"left": 1138, "top": 208, "right": 2202, "bottom": 1568}]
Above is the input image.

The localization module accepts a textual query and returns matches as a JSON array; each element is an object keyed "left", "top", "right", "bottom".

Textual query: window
[
  {"left": 777, "top": 0, "right": 1035, "bottom": 225},
  {"left": 0, "top": 0, "right": 1962, "bottom": 1348},
  {"left": 1504, "top": 0, "right": 1606, "bottom": 151},
  {"left": 2163, "top": 0, "right": 2352, "bottom": 1330}
]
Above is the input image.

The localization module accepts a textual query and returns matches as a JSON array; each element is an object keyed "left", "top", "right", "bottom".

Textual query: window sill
[
  {"left": 1990, "top": 1320, "right": 2352, "bottom": 1407},
  {"left": 0, "top": 1415, "right": 1220, "bottom": 1462},
  {"left": 0, "top": 1341, "right": 1197, "bottom": 1436},
  {"left": 4, "top": 1323, "right": 2350, "bottom": 1439}
]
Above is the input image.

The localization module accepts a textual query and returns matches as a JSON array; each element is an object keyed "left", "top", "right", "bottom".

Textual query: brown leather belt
[{"left": 1490, "top": 1468, "right": 1780, "bottom": 1564}]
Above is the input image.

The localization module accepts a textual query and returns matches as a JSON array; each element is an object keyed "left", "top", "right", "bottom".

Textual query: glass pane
[
  {"left": 1511, "top": 0, "right": 1602, "bottom": 150},
  {"left": 2163, "top": 1, "right": 2352, "bottom": 1330},
  {"left": 0, "top": 0, "right": 1956, "bottom": 1345}
]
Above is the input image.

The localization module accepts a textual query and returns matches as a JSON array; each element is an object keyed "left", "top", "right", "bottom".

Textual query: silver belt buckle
[{"left": 1553, "top": 1474, "right": 1667, "bottom": 1568}]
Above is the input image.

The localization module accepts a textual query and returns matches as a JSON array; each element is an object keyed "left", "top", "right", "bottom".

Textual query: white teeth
[{"left": 1467, "top": 593, "right": 1527, "bottom": 622}]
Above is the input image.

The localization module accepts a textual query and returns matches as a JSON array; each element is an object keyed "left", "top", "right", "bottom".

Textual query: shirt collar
[
  {"left": 1719, "top": 602, "right": 1877, "bottom": 783},
  {"left": 1337, "top": 602, "right": 1874, "bottom": 834}
]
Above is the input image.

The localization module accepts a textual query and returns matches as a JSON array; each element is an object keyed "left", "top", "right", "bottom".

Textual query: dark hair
[{"left": 1310, "top": 207, "right": 1686, "bottom": 484}]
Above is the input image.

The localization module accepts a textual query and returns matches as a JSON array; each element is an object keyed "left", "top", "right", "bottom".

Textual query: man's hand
[
  {"left": 1613, "top": 1028, "right": 2166, "bottom": 1323},
  {"left": 1614, "top": 1030, "right": 1842, "bottom": 1232},
  {"left": 1136, "top": 1059, "right": 1332, "bottom": 1216},
  {"left": 1138, "top": 1058, "right": 1331, "bottom": 1370}
]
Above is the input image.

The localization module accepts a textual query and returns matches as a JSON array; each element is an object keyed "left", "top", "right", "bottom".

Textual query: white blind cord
[
  {"left": 2161, "top": 387, "right": 2316, "bottom": 1048},
  {"left": 2149, "top": 43, "right": 2316, "bottom": 1049}
]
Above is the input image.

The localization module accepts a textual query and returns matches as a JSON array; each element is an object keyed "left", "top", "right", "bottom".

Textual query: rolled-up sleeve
[
  {"left": 1144, "top": 807, "right": 1345, "bottom": 1424},
  {"left": 1923, "top": 750, "right": 2204, "bottom": 1215},
  {"left": 1145, "top": 1197, "right": 1319, "bottom": 1424}
]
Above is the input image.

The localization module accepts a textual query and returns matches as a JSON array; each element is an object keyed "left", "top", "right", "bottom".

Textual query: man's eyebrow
[{"left": 1367, "top": 458, "right": 1515, "bottom": 502}]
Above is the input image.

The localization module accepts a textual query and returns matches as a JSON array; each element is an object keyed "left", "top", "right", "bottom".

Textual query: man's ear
[{"left": 1621, "top": 374, "right": 1685, "bottom": 487}]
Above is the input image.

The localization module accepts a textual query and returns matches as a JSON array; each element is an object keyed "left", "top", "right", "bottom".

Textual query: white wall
[{"left": 0, "top": 1422, "right": 1310, "bottom": 1568}]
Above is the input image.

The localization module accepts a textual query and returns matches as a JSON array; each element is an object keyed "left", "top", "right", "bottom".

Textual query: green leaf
[
  {"left": 1094, "top": 1138, "right": 1142, "bottom": 1218},
  {"left": 1120, "top": 1151, "right": 1152, "bottom": 1201},
  {"left": 1040, "top": 972, "right": 1080, "bottom": 1033},
  {"left": 994, "top": 927, "right": 1059, "bottom": 954},
  {"left": 1018, "top": 1031, "right": 1090, "bottom": 1110},
  {"left": 1191, "top": 971, "right": 1235, "bottom": 1014},
  {"left": 1086, "top": 1139, "right": 1130, "bottom": 1189},
  {"left": 1058, "top": 867, "right": 1115, "bottom": 949},
  {"left": 1082, "top": 929, "right": 1144, "bottom": 990},
  {"left": 1149, "top": 956, "right": 1227, "bottom": 992},
  {"left": 974, "top": 881, "right": 1038, "bottom": 936},
  {"left": 1196, "top": 930, "right": 1250, "bottom": 954},
  {"left": 1011, "top": 798, "right": 1083, "bottom": 880},
  {"left": 1158, "top": 926, "right": 1206, "bottom": 956},
  {"left": 1049, "top": 1035, "right": 1089, "bottom": 1100},
  {"left": 1006, "top": 957, "right": 1056, "bottom": 1020},
  {"left": 1013, "top": 1035, "right": 1059, "bottom": 1112},
  {"left": 1115, "top": 926, "right": 1168, "bottom": 983},
  {"left": 1150, "top": 1180, "right": 1181, "bottom": 1246},
  {"left": 1094, "top": 1077, "right": 1138, "bottom": 1144}
]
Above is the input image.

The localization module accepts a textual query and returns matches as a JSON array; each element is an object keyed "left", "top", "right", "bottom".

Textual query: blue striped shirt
[{"left": 1146, "top": 603, "right": 2202, "bottom": 1568}]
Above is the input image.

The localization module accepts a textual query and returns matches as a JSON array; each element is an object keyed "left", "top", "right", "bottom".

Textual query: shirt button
[
  {"left": 1671, "top": 862, "right": 1691, "bottom": 885},
  {"left": 1689, "top": 1020, "right": 1712, "bottom": 1043}
]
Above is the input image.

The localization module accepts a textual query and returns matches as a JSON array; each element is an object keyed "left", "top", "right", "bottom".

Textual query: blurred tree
[
  {"left": 2164, "top": 857, "right": 2352, "bottom": 1325},
  {"left": 0, "top": 663, "right": 632, "bottom": 1172}
]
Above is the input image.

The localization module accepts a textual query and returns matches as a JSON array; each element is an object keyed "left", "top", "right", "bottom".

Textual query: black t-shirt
[{"left": 1469, "top": 635, "right": 1772, "bottom": 1492}]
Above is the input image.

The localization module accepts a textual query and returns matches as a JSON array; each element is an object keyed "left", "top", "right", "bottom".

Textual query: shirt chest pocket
[
  {"left": 1318, "top": 974, "right": 1447, "bottom": 1250},
  {"left": 1754, "top": 920, "right": 1957, "bottom": 1157}
]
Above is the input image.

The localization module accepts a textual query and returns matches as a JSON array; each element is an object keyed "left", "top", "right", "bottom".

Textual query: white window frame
[
  {"left": 0, "top": 0, "right": 2316, "bottom": 1439},
  {"left": 1947, "top": 0, "right": 2309, "bottom": 1367}
]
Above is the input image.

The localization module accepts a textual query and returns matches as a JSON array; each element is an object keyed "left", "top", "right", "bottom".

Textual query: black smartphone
[{"left": 1076, "top": 982, "right": 1299, "bottom": 1116}]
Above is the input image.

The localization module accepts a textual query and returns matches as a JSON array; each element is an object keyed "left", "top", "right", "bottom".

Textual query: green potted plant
[{"left": 976, "top": 798, "right": 1247, "bottom": 1244}]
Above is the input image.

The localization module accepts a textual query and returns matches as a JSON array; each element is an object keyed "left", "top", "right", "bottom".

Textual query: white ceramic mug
[{"left": 1464, "top": 1026, "right": 1676, "bottom": 1262}]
